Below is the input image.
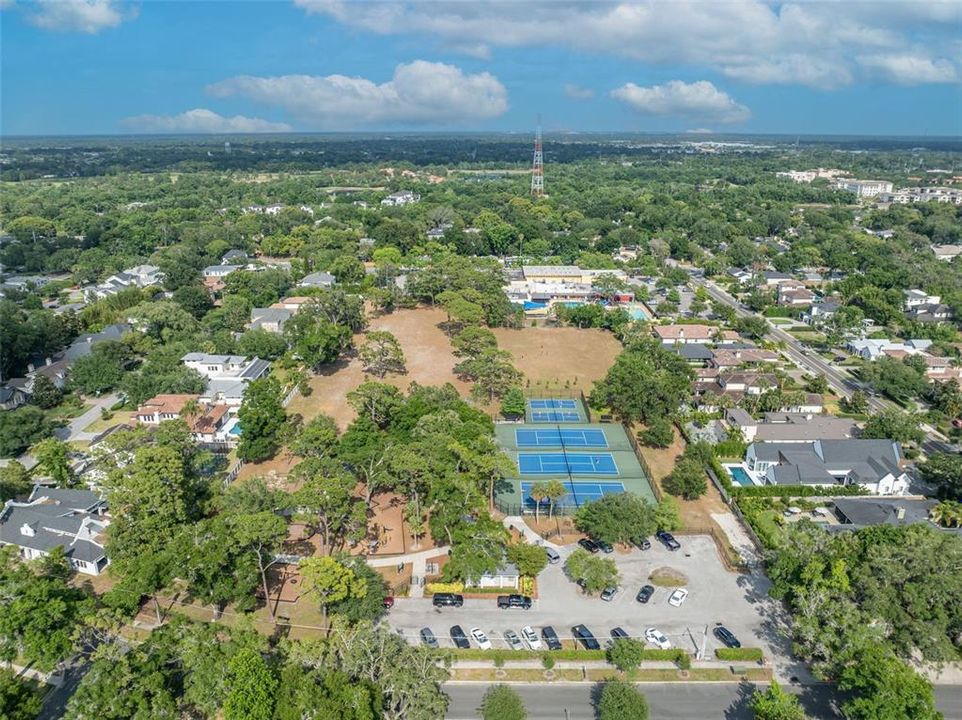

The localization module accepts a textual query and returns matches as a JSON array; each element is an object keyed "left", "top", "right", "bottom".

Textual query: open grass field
[{"left": 493, "top": 324, "right": 622, "bottom": 390}]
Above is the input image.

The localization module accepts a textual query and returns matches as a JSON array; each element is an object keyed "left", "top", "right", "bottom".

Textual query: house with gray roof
[
  {"left": 250, "top": 307, "right": 293, "bottom": 334},
  {"left": 0, "top": 485, "right": 109, "bottom": 575},
  {"left": 298, "top": 271, "right": 336, "bottom": 288},
  {"left": 181, "top": 353, "right": 270, "bottom": 406},
  {"left": 745, "top": 439, "right": 910, "bottom": 495},
  {"left": 726, "top": 410, "right": 857, "bottom": 443},
  {"left": 830, "top": 497, "right": 942, "bottom": 531}
]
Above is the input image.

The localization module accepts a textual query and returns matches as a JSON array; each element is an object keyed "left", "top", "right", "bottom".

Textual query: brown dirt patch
[
  {"left": 648, "top": 567, "right": 689, "bottom": 587},
  {"left": 522, "top": 515, "right": 586, "bottom": 545},
  {"left": 493, "top": 324, "right": 622, "bottom": 391},
  {"left": 287, "top": 306, "right": 474, "bottom": 431}
]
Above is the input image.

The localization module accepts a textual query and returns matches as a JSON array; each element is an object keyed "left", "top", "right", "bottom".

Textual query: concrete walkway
[
  {"left": 366, "top": 545, "right": 451, "bottom": 599},
  {"left": 502, "top": 516, "right": 565, "bottom": 551},
  {"left": 54, "top": 393, "right": 120, "bottom": 443}
]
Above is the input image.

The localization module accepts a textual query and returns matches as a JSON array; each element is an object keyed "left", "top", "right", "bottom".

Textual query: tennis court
[
  {"left": 520, "top": 480, "right": 625, "bottom": 509},
  {"left": 527, "top": 397, "right": 585, "bottom": 423},
  {"left": 517, "top": 452, "right": 619, "bottom": 475},
  {"left": 515, "top": 428, "right": 608, "bottom": 448},
  {"left": 529, "top": 399, "right": 579, "bottom": 409}
]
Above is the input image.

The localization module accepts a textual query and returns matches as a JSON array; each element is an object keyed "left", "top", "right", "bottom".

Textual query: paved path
[
  {"left": 366, "top": 545, "right": 450, "bottom": 599},
  {"left": 502, "top": 516, "right": 564, "bottom": 551},
  {"left": 54, "top": 394, "right": 120, "bottom": 443}
]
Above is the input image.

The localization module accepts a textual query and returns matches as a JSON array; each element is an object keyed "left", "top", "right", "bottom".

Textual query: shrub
[
  {"left": 715, "top": 648, "right": 764, "bottom": 662},
  {"left": 424, "top": 581, "right": 464, "bottom": 596},
  {"left": 542, "top": 654, "right": 555, "bottom": 670},
  {"left": 733, "top": 484, "right": 868, "bottom": 498},
  {"left": 675, "top": 651, "right": 691, "bottom": 670},
  {"left": 607, "top": 638, "right": 646, "bottom": 672}
]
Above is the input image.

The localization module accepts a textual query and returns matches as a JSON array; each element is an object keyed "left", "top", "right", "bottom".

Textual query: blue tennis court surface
[
  {"left": 529, "top": 399, "right": 578, "bottom": 409},
  {"left": 521, "top": 480, "right": 625, "bottom": 508},
  {"left": 531, "top": 411, "right": 581, "bottom": 423},
  {"left": 518, "top": 452, "right": 618, "bottom": 475},
  {"left": 516, "top": 428, "right": 608, "bottom": 448}
]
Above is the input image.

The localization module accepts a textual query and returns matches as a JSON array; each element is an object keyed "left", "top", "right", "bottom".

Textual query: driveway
[
  {"left": 386, "top": 535, "right": 805, "bottom": 679},
  {"left": 53, "top": 393, "right": 119, "bottom": 443}
]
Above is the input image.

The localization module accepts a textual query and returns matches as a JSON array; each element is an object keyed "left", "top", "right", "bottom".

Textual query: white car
[
  {"left": 470, "top": 627, "right": 492, "bottom": 650},
  {"left": 645, "top": 627, "right": 672, "bottom": 650},
  {"left": 668, "top": 588, "right": 689, "bottom": 607},
  {"left": 520, "top": 625, "right": 542, "bottom": 650}
]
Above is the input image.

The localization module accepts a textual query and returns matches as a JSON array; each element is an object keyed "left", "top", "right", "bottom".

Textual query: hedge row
[
  {"left": 444, "top": 648, "right": 691, "bottom": 664},
  {"left": 715, "top": 648, "right": 764, "bottom": 662},
  {"left": 732, "top": 484, "right": 868, "bottom": 498}
]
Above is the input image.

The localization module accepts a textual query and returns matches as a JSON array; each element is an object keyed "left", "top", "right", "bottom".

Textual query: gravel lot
[{"left": 385, "top": 535, "right": 783, "bottom": 658}]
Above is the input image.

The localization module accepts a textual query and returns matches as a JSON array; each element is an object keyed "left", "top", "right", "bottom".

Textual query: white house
[
  {"left": 85, "top": 264, "right": 164, "bottom": 301},
  {"left": 933, "top": 244, "right": 962, "bottom": 262},
  {"left": 203, "top": 264, "right": 244, "bottom": 279},
  {"left": 835, "top": 179, "right": 893, "bottom": 198},
  {"left": 904, "top": 289, "right": 941, "bottom": 309},
  {"left": 0, "top": 486, "right": 110, "bottom": 576},
  {"left": 381, "top": 191, "right": 421, "bottom": 207},
  {"left": 181, "top": 353, "right": 271, "bottom": 406},
  {"left": 745, "top": 439, "right": 910, "bottom": 495}
]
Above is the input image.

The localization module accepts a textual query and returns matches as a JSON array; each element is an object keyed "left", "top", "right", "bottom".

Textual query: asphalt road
[
  {"left": 443, "top": 682, "right": 962, "bottom": 720},
  {"left": 697, "top": 279, "right": 958, "bottom": 457}
]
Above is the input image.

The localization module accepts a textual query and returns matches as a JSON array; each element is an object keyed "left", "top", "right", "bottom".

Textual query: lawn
[{"left": 83, "top": 410, "right": 134, "bottom": 434}]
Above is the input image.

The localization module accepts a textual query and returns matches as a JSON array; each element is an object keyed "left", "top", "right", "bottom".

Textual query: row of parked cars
[
  {"left": 431, "top": 593, "right": 534, "bottom": 609},
  {"left": 576, "top": 530, "right": 682, "bottom": 555}
]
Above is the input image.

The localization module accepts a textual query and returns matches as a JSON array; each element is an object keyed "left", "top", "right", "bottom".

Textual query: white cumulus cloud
[
  {"left": 121, "top": 109, "right": 293, "bottom": 134},
  {"left": 564, "top": 84, "right": 595, "bottom": 100},
  {"left": 206, "top": 60, "right": 508, "bottom": 128},
  {"left": 611, "top": 80, "right": 751, "bottom": 123},
  {"left": 294, "top": 0, "right": 962, "bottom": 89},
  {"left": 858, "top": 54, "right": 958, "bottom": 85},
  {"left": 23, "top": 0, "right": 129, "bottom": 33}
]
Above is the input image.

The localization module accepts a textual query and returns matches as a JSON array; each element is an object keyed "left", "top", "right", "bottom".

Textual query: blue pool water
[
  {"left": 228, "top": 423, "right": 242, "bottom": 436},
  {"left": 727, "top": 466, "right": 754, "bottom": 487}
]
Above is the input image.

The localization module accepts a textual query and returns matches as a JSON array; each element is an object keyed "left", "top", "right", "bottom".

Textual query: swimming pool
[
  {"left": 228, "top": 422, "right": 242, "bottom": 436},
  {"left": 727, "top": 466, "right": 754, "bottom": 487},
  {"left": 626, "top": 303, "right": 651, "bottom": 321}
]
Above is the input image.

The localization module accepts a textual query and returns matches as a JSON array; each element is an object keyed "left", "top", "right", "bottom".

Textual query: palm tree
[
  {"left": 930, "top": 500, "right": 962, "bottom": 528},
  {"left": 529, "top": 480, "right": 550, "bottom": 524},
  {"left": 545, "top": 479, "right": 569, "bottom": 520}
]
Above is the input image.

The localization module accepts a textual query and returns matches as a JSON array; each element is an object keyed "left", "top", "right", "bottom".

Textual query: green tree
[
  {"left": 0, "top": 461, "right": 31, "bottom": 502},
  {"left": 479, "top": 684, "right": 527, "bottom": 720},
  {"left": 358, "top": 330, "right": 407, "bottom": 378},
  {"left": 454, "top": 347, "right": 523, "bottom": 402},
  {"left": 500, "top": 386, "right": 526, "bottom": 418},
  {"left": 575, "top": 494, "right": 656, "bottom": 546},
  {"left": 840, "top": 390, "right": 870, "bottom": 415},
  {"left": 805, "top": 374, "right": 829, "bottom": 395},
  {"left": 506, "top": 541, "right": 549, "bottom": 577},
  {"left": 347, "top": 382, "right": 403, "bottom": 428},
  {"left": 237, "top": 376, "right": 287, "bottom": 462},
  {"left": 293, "top": 466, "right": 366, "bottom": 552},
  {"left": 597, "top": 680, "right": 649, "bottom": 720},
  {"left": 735, "top": 315, "right": 769, "bottom": 340},
  {"left": 838, "top": 644, "right": 941, "bottom": 720},
  {"left": 452, "top": 326, "right": 498, "bottom": 358},
  {"left": 0, "top": 406, "right": 53, "bottom": 458},
  {"left": 663, "top": 458, "right": 708, "bottom": 500},
  {"left": 69, "top": 346, "right": 127, "bottom": 394},
  {"left": 31, "top": 437, "right": 73, "bottom": 487},
  {"left": 639, "top": 419, "right": 674, "bottom": 448},
  {"left": 29, "top": 372, "right": 62, "bottom": 409},
  {"left": 0, "top": 667, "right": 43, "bottom": 720},
  {"left": 444, "top": 515, "right": 510, "bottom": 584},
  {"left": 564, "top": 548, "right": 619, "bottom": 594},
  {"left": 236, "top": 328, "right": 288, "bottom": 360},
  {"left": 589, "top": 338, "right": 694, "bottom": 423},
  {"left": 289, "top": 414, "right": 339, "bottom": 459},
  {"left": 529, "top": 480, "right": 549, "bottom": 523},
  {"left": 919, "top": 453, "right": 962, "bottom": 499},
  {"left": 223, "top": 648, "right": 277, "bottom": 720},
  {"left": 544, "top": 478, "right": 568, "bottom": 519},
  {"left": 860, "top": 410, "right": 925, "bottom": 445},
  {"left": 654, "top": 497, "right": 682, "bottom": 532},
  {"left": 750, "top": 681, "right": 807, "bottom": 720},
  {"left": 300, "top": 556, "right": 368, "bottom": 628},
  {"left": 607, "top": 638, "right": 646, "bottom": 672}
]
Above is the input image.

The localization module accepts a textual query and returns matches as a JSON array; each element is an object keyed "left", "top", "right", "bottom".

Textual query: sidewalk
[
  {"left": 502, "top": 516, "right": 565, "bottom": 551},
  {"left": 366, "top": 545, "right": 451, "bottom": 599}
]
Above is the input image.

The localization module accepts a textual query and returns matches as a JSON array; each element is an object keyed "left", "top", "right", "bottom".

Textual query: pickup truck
[{"left": 497, "top": 594, "right": 532, "bottom": 610}]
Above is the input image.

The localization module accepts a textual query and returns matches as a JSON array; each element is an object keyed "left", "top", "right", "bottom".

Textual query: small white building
[{"left": 381, "top": 191, "right": 421, "bottom": 207}]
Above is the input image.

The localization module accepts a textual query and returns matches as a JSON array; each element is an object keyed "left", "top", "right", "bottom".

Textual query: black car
[
  {"left": 541, "top": 626, "right": 563, "bottom": 650},
  {"left": 656, "top": 530, "right": 681, "bottom": 551},
  {"left": 432, "top": 593, "right": 464, "bottom": 608},
  {"left": 610, "top": 627, "right": 629, "bottom": 641},
  {"left": 577, "top": 538, "right": 600, "bottom": 554},
  {"left": 596, "top": 539, "right": 614, "bottom": 553},
  {"left": 636, "top": 538, "right": 652, "bottom": 551},
  {"left": 450, "top": 625, "right": 471, "bottom": 649},
  {"left": 636, "top": 585, "right": 655, "bottom": 604},
  {"left": 497, "top": 594, "right": 532, "bottom": 609},
  {"left": 572, "top": 624, "right": 601, "bottom": 650},
  {"left": 420, "top": 628, "right": 439, "bottom": 648},
  {"left": 713, "top": 626, "right": 741, "bottom": 649}
]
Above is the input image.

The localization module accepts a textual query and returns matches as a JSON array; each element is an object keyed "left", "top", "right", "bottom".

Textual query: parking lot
[{"left": 385, "top": 535, "right": 779, "bottom": 658}]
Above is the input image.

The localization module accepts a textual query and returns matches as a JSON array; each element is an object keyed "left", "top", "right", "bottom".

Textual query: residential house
[
  {"left": 667, "top": 343, "right": 714, "bottom": 365},
  {"left": 726, "top": 409, "right": 855, "bottom": 443},
  {"left": 85, "top": 264, "right": 164, "bottom": 301},
  {"left": 932, "top": 244, "right": 962, "bottom": 262},
  {"left": 760, "top": 271, "right": 795, "bottom": 286},
  {"left": 907, "top": 303, "right": 952, "bottom": 324},
  {"left": 298, "top": 271, "right": 336, "bottom": 289},
  {"left": 904, "top": 289, "right": 941, "bottom": 309},
  {"left": 835, "top": 179, "right": 893, "bottom": 198},
  {"left": 846, "top": 338, "right": 931, "bottom": 361},
  {"left": 710, "top": 348, "right": 780, "bottom": 369},
  {"left": 882, "top": 187, "right": 962, "bottom": 205},
  {"left": 222, "top": 249, "right": 249, "bottom": 264},
  {"left": 777, "top": 284, "right": 816, "bottom": 306},
  {"left": 265, "top": 204, "right": 286, "bottom": 215},
  {"left": 380, "top": 191, "right": 420, "bottom": 207},
  {"left": 804, "top": 300, "right": 840, "bottom": 325},
  {"left": 134, "top": 393, "right": 236, "bottom": 445},
  {"left": 745, "top": 439, "right": 910, "bottom": 495},
  {"left": 653, "top": 324, "right": 717, "bottom": 345},
  {"left": 0, "top": 486, "right": 109, "bottom": 575},
  {"left": 727, "top": 268, "right": 754, "bottom": 285},
  {"left": 203, "top": 264, "right": 244, "bottom": 279},
  {"left": 469, "top": 563, "right": 520, "bottom": 590},
  {"left": 181, "top": 353, "right": 271, "bottom": 406},
  {"left": 830, "top": 498, "right": 950, "bottom": 531},
  {"left": 783, "top": 394, "right": 825, "bottom": 414},
  {"left": 271, "top": 296, "right": 314, "bottom": 312},
  {"left": 250, "top": 307, "right": 293, "bottom": 333}
]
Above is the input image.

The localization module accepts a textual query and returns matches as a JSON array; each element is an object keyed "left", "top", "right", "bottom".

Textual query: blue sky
[{"left": 2, "top": 0, "right": 961, "bottom": 136}]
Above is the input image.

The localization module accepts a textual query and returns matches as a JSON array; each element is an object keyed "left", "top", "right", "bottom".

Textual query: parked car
[
  {"left": 470, "top": 628, "right": 492, "bottom": 650},
  {"left": 541, "top": 626, "right": 563, "bottom": 650},
  {"left": 600, "top": 586, "right": 618, "bottom": 602},
  {"left": 576, "top": 577, "right": 587, "bottom": 590},
  {"left": 521, "top": 625, "right": 542, "bottom": 650},
  {"left": 450, "top": 625, "right": 471, "bottom": 649},
  {"left": 610, "top": 627, "right": 630, "bottom": 641},
  {"left": 668, "top": 588, "right": 689, "bottom": 607},
  {"left": 636, "top": 538, "right": 652, "bottom": 551},
  {"left": 383, "top": 596, "right": 395, "bottom": 609},
  {"left": 645, "top": 627, "right": 672, "bottom": 650},
  {"left": 497, "top": 594, "right": 532, "bottom": 610},
  {"left": 656, "top": 530, "right": 681, "bottom": 551},
  {"left": 636, "top": 585, "right": 655, "bottom": 604},
  {"left": 420, "top": 628, "right": 439, "bottom": 648},
  {"left": 432, "top": 593, "right": 464, "bottom": 608},
  {"left": 596, "top": 539, "right": 614, "bottom": 553},
  {"left": 572, "top": 624, "right": 601, "bottom": 650},
  {"left": 577, "top": 538, "right": 600, "bottom": 554},
  {"left": 713, "top": 626, "right": 741, "bottom": 649},
  {"left": 504, "top": 630, "right": 524, "bottom": 651},
  {"left": 545, "top": 546, "right": 561, "bottom": 564}
]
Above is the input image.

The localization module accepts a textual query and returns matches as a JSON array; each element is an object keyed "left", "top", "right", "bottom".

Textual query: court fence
[{"left": 625, "top": 425, "right": 663, "bottom": 502}]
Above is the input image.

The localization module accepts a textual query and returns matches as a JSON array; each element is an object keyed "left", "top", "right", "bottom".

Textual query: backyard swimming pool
[{"left": 727, "top": 466, "right": 755, "bottom": 487}]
